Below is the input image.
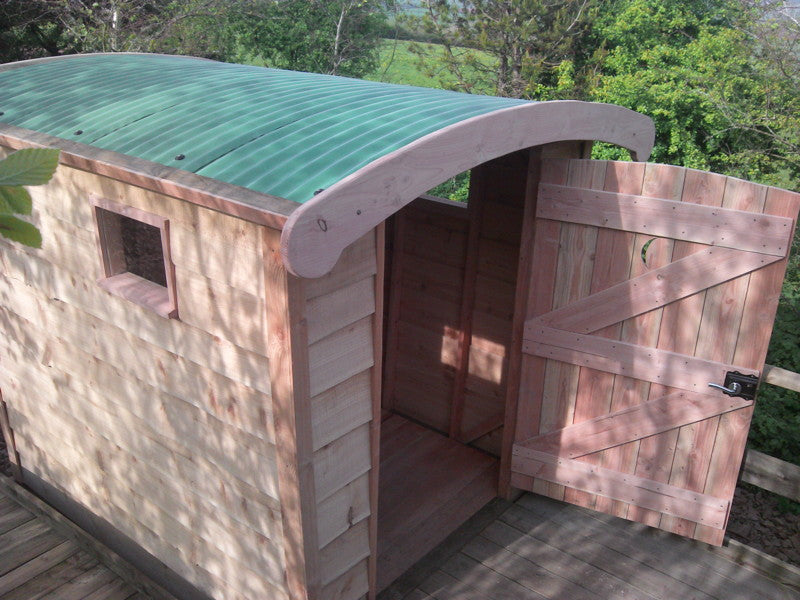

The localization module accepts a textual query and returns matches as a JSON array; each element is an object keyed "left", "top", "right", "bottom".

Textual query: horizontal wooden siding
[{"left": 0, "top": 146, "right": 285, "bottom": 600}]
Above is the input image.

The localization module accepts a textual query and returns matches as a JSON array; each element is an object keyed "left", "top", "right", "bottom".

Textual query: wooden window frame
[{"left": 92, "top": 196, "right": 178, "bottom": 319}]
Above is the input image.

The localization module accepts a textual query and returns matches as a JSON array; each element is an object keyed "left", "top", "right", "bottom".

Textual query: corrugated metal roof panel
[{"left": 0, "top": 54, "right": 530, "bottom": 203}]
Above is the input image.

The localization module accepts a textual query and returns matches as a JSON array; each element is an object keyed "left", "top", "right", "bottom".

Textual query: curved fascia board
[{"left": 281, "top": 100, "right": 655, "bottom": 278}]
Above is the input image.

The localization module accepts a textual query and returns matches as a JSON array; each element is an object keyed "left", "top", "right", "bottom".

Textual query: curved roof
[
  {"left": 0, "top": 53, "right": 655, "bottom": 278},
  {"left": 0, "top": 53, "right": 533, "bottom": 203}
]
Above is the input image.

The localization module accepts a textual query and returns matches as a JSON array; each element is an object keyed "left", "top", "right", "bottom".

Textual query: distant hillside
[{"left": 396, "top": 1, "right": 428, "bottom": 16}]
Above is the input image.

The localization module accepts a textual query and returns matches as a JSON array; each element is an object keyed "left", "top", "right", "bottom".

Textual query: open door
[{"left": 507, "top": 158, "right": 800, "bottom": 545}]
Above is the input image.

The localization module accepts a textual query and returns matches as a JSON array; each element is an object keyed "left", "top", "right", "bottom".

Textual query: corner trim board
[{"left": 264, "top": 226, "right": 322, "bottom": 599}]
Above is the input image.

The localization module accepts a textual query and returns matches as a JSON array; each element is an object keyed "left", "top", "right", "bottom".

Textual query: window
[{"left": 92, "top": 197, "right": 178, "bottom": 318}]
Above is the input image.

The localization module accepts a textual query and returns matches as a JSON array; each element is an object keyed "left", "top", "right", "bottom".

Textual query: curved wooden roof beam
[{"left": 282, "top": 100, "right": 655, "bottom": 278}]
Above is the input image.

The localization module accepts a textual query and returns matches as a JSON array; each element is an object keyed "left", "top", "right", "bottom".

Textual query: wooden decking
[
  {"left": 380, "top": 491, "right": 800, "bottom": 600},
  {"left": 377, "top": 415, "right": 499, "bottom": 591},
  {"left": 0, "top": 477, "right": 173, "bottom": 600}
]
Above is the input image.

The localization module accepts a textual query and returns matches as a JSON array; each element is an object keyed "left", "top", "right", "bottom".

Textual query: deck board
[
  {"left": 0, "top": 477, "right": 173, "bottom": 600},
  {"left": 380, "top": 491, "right": 798, "bottom": 600},
  {"left": 377, "top": 415, "right": 499, "bottom": 591}
]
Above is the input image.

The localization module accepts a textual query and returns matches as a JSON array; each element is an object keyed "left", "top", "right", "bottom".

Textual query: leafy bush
[
  {"left": 0, "top": 148, "right": 60, "bottom": 248},
  {"left": 427, "top": 171, "right": 471, "bottom": 203},
  {"left": 749, "top": 228, "right": 800, "bottom": 467}
]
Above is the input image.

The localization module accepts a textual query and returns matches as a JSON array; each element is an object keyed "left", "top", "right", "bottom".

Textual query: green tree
[
  {"left": 0, "top": 1, "right": 72, "bottom": 62},
  {"left": 407, "top": 0, "right": 596, "bottom": 96},
  {"left": 0, "top": 1, "right": 240, "bottom": 63},
  {"left": 237, "top": 0, "right": 388, "bottom": 77},
  {"left": 583, "top": 0, "right": 800, "bottom": 187}
]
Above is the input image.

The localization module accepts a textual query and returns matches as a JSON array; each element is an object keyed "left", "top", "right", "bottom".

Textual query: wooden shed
[{"left": 0, "top": 53, "right": 798, "bottom": 600}]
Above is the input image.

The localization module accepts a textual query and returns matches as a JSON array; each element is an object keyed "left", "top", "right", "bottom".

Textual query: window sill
[{"left": 98, "top": 272, "right": 178, "bottom": 319}]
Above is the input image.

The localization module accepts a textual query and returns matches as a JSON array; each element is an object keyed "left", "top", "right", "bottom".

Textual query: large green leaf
[
  {"left": 0, "top": 148, "right": 60, "bottom": 187},
  {"left": 0, "top": 214, "right": 42, "bottom": 248},
  {"left": 0, "top": 185, "right": 32, "bottom": 215}
]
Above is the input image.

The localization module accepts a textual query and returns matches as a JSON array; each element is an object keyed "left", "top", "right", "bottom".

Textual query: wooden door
[{"left": 507, "top": 158, "right": 800, "bottom": 545}]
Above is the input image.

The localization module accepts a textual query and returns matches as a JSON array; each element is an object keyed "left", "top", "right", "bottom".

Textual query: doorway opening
[{"left": 375, "top": 149, "right": 535, "bottom": 590}]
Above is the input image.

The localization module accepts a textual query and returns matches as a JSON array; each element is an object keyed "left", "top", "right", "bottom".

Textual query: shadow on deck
[
  {"left": 0, "top": 476, "right": 175, "bottom": 600},
  {"left": 380, "top": 492, "right": 800, "bottom": 600}
]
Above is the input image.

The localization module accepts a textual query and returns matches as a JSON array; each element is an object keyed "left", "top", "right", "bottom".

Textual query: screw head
[{"left": 174, "top": 154, "right": 185, "bottom": 161}]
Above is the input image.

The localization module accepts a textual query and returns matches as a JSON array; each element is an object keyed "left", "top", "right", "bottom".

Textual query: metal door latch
[{"left": 708, "top": 371, "right": 759, "bottom": 400}]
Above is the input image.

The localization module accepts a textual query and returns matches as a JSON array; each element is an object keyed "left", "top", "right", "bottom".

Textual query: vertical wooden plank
[
  {"left": 368, "top": 224, "right": 385, "bottom": 600},
  {"left": 499, "top": 148, "right": 541, "bottom": 498},
  {"left": 0, "top": 391, "right": 23, "bottom": 482},
  {"left": 264, "top": 226, "right": 321, "bottom": 600},
  {"left": 694, "top": 184, "right": 800, "bottom": 545},
  {"left": 534, "top": 159, "right": 603, "bottom": 500},
  {"left": 448, "top": 168, "right": 486, "bottom": 440},
  {"left": 510, "top": 158, "right": 569, "bottom": 494},
  {"left": 381, "top": 214, "right": 405, "bottom": 413},
  {"left": 587, "top": 161, "right": 647, "bottom": 517},
  {"left": 619, "top": 163, "right": 685, "bottom": 526},
  {"left": 562, "top": 160, "right": 633, "bottom": 511},
  {"left": 656, "top": 169, "right": 727, "bottom": 537},
  {"left": 686, "top": 177, "right": 765, "bottom": 544},
  {"left": 537, "top": 159, "right": 603, "bottom": 501}
]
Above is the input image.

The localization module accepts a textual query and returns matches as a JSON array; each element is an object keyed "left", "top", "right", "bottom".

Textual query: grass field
[{"left": 364, "top": 39, "right": 496, "bottom": 94}]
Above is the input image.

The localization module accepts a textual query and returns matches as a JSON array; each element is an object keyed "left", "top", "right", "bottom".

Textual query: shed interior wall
[
  {"left": 368, "top": 149, "right": 549, "bottom": 593},
  {"left": 0, "top": 145, "right": 286, "bottom": 600},
  {"left": 382, "top": 151, "right": 532, "bottom": 455}
]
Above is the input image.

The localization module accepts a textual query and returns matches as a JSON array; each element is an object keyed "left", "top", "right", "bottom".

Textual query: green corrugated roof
[{"left": 0, "top": 53, "right": 530, "bottom": 204}]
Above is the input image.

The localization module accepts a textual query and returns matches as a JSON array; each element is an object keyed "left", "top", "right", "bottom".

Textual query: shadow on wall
[{"left": 0, "top": 158, "right": 284, "bottom": 600}]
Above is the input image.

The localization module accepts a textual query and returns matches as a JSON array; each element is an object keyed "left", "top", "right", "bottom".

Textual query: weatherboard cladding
[{"left": 0, "top": 53, "right": 529, "bottom": 204}]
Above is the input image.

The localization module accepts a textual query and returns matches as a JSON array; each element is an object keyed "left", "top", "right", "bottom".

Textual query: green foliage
[
  {"left": 0, "top": 1, "right": 243, "bottom": 63},
  {"left": 403, "top": 0, "right": 595, "bottom": 97},
  {"left": 0, "top": 215, "right": 42, "bottom": 248},
  {"left": 236, "top": 1, "right": 388, "bottom": 77},
  {"left": 0, "top": 148, "right": 61, "bottom": 186},
  {"left": 0, "top": 186, "right": 32, "bottom": 215},
  {"left": 586, "top": 0, "right": 800, "bottom": 188},
  {"left": 428, "top": 171, "right": 471, "bottom": 202},
  {"left": 0, "top": 149, "right": 60, "bottom": 249},
  {"left": 0, "top": 1, "right": 72, "bottom": 62},
  {"left": 749, "top": 227, "right": 800, "bottom": 465}
]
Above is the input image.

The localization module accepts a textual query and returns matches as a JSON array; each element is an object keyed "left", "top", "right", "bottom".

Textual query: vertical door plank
[
  {"left": 690, "top": 177, "right": 767, "bottom": 543},
  {"left": 381, "top": 213, "right": 406, "bottom": 413},
  {"left": 563, "top": 160, "right": 634, "bottom": 510},
  {"left": 368, "top": 224, "right": 385, "bottom": 600},
  {"left": 624, "top": 163, "right": 686, "bottom": 526},
  {"left": 449, "top": 168, "right": 487, "bottom": 440},
  {"left": 535, "top": 160, "right": 604, "bottom": 501},
  {"left": 588, "top": 161, "right": 646, "bottom": 517},
  {"left": 657, "top": 169, "right": 727, "bottom": 536},
  {"left": 512, "top": 158, "right": 569, "bottom": 494}
]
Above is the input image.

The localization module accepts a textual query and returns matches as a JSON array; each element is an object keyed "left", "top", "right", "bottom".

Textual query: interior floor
[{"left": 377, "top": 414, "right": 499, "bottom": 591}]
